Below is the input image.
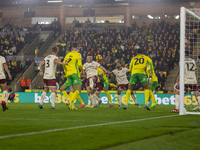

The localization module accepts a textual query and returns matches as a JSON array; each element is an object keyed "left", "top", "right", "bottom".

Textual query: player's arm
[
  {"left": 3, "top": 63, "right": 12, "bottom": 80},
  {"left": 39, "top": 60, "right": 45, "bottom": 76},
  {"left": 78, "top": 59, "right": 84, "bottom": 73},
  {"left": 99, "top": 65, "right": 107, "bottom": 74},
  {"left": 107, "top": 71, "right": 113, "bottom": 74},
  {"left": 147, "top": 58, "right": 154, "bottom": 74},
  {"left": 129, "top": 59, "right": 133, "bottom": 72},
  {"left": 54, "top": 59, "right": 68, "bottom": 65}
]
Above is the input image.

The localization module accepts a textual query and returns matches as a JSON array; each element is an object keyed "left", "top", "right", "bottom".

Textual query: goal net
[{"left": 180, "top": 7, "right": 200, "bottom": 115}]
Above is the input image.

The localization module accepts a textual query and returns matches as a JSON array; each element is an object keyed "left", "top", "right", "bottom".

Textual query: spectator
[
  {"left": 167, "top": 87, "right": 174, "bottom": 94},
  {"left": 26, "top": 77, "right": 31, "bottom": 89},
  {"left": 35, "top": 46, "right": 39, "bottom": 57},
  {"left": 20, "top": 76, "right": 26, "bottom": 91},
  {"left": 162, "top": 87, "right": 168, "bottom": 94},
  {"left": 20, "top": 58, "right": 25, "bottom": 72},
  {"left": 6, "top": 85, "right": 12, "bottom": 92},
  {"left": 8, "top": 90, "right": 15, "bottom": 103},
  {"left": 24, "top": 58, "right": 31, "bottom": 70}
]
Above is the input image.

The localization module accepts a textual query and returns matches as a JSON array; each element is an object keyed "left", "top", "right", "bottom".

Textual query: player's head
[
  {"left": 87, "top": 54, "right": 93, "bottom": 63},
  {"left": 72, "top": 43, "right": 78, "bottom": 51},
  {"left": 51, "top": 46, "right": 58, "bottom": 54},
  {"left": 137, "top": 48, "right": 143, "bottom": 54},
  {"left": 116, "top": 61, "right": 122, "bottom": 69},
  {"left": 185, "top": 50, "right": 190, "bottom": 57}
]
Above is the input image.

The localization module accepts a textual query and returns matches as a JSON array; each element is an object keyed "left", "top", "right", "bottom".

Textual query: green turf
[{"left": 0, "top": 103, "right": 200, "bottom": 150}]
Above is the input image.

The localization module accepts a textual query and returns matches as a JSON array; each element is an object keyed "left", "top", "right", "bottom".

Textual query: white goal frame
[{"left": 180, "top": 7, "right": 200, "bottom": 115}]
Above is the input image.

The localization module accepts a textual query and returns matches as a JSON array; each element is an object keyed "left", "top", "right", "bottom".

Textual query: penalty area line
[{"left": 0, "top": 115, "right": 178, "bottom": 139}]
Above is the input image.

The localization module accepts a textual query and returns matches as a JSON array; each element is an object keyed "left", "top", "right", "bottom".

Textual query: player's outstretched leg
[
  {"left": 1, "top": 100, "right": 6, "bottom": 111},
  {"left": 77, "top": 95, "right": 86, "bottom": 108},
  {"left": 170, "top": 93, "right": 179, "bottom": 113},
  {"left": 50, "top": 93, "right": 57, "bottom": 110},
  {"left": 131, "top": 93, "right": 141, "bottom": 108},
  {"left": 123, "top": 89, "right": 131, "bottom": 110},
  {"left": 144, "top": 89, "right": 150, "bottom": 111},
  {"left": 149, "top": 91, "right": 158, "bottom": 108},
  {"left": 38, "top": 92, "right": 46, "bottom": 109}
]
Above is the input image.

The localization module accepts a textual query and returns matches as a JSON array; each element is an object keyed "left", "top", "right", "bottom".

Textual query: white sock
[
  {"left": 117, "top": 95, "right": 121, "bottom": 105},
  {"left": 91, "top": 94, "right": 97, "bottom": 106},
  {"left": 175, "top": 95, "right": 180, "bottom": 109},
  {"left": 40, "top": 92, "right": 46, "bottom": 105},
  {"left": 3, "top": 90, "right": 8, "bottom": 103},
  {"left": 94, "top": 94, "right": 100, "bottom": 102},
  {"left": 88, "top": 95, "right": 91, "bottom": 105},
  {"left": 89, "top": 78, "right": 94, "bottom": 89},
  {"left": 197, "top": 96, "right": 200, "bottom": 106},
  {"left": 51, "top": 93, "right": 56, "bottom": 107},
  {"left": 131, "top": 94, "right": 136, "bottom": 103}
]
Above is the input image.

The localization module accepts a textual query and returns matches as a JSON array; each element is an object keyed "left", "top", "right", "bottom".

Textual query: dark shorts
[
  {"left": 43, "top": 79, "right": 56, "bottom": 87},
  {"left": 86, "top": 76, "right": 98, "bottom": 87},
  {"left": 96, "top": 82, "right": 104, "bottom": 92},
  {"left": 177, "top": 84, "right": 199, "bottom": 91},
  {"left": 118, "top": 84, "right": 129, "bottom": 91},
  {"left": 0, "top": 79, "right": 6, "bottom": 84}
]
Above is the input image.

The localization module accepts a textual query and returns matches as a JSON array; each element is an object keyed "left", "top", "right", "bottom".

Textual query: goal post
[{"left": 180, "top": 7, "right": 200, "bottom": 115}]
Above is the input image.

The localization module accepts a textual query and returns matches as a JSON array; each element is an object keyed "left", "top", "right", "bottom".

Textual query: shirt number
[
  {"left": 134, "top": 58, "right": 144, "bottom": 65},
  {"left": 186, "top": 62, "right": 195, "bottom": 71},
  {"left": 46, "top": 60, "right": 50, "bottom": 68}
]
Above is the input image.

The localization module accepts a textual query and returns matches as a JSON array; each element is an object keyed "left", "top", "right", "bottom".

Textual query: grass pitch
[{"left": 0, "top": 103, "right": 200, "bottom": 150}]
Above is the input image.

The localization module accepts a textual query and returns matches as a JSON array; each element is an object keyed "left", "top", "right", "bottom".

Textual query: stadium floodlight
[
  {"left": 47, "top": 1, "right": 62, "bottom": 2},
  {"left": 147, "top": 15, "right": 153, "bottom": 19},
  {"left": 179, "top": 7, "right": 200, "bottom": 115}
]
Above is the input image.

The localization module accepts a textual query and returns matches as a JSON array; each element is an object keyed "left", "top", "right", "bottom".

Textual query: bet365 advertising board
[{"left": 0, "top": 92, "right": 198, "bottom": 106}]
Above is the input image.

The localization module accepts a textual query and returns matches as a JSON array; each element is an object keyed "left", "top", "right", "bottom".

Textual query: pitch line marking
[
  {"left": 0, "top": 115, "right": 178, "bottom": 139},
  {"left": 0, "top": 118, "right": 105, "bottom": 123}
]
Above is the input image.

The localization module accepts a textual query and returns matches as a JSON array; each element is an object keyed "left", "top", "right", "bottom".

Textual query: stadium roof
[{"left": 0, "top": 0, "right": 198, "bottom": 7}]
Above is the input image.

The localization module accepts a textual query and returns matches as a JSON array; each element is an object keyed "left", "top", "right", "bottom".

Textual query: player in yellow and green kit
[
  {"left": 63, "top": 43, "right": 84, "bottom": 110},
  {"left": 91, "top": 67, "right": 114, "bottom": 107},
  {"left": 123, "top": 48, "right": 153, "bottom": 110},
  {"left": 59, "top": 64, "right": 86, "bottom": 108},
  {"left": 146, "top": 64, "right": 158, "bottom": 108}
]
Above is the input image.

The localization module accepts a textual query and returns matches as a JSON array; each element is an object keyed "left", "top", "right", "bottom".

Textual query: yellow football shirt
[
  {"left": 146, "top": 65, "right": 158, "bottom": 82},
  {"left": 97, "top": 68, "right": 108, "bottom": 82},
  {"left": 63, "top": 51, "right": 84, "bottom": 76},
  {"left": 129, "top": 54, "right": 153, "bottom": 75}
]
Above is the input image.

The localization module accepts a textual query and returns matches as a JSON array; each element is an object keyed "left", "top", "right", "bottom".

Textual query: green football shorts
[
  {"left": 67, "top": 74, "right": 81, "bottom": 87},
  {"left": 129, "top": 73, "right": 148, "bottom": 85},
  {"left": 101, "top": 77, "right": 109, "bottom": 89},
  {"left": 149, "top": 81, "right": 158, "bottom": 90}
]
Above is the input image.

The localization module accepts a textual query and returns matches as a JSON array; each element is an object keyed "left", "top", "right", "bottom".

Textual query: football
[{"left": 96, "top": 55, "right": 102, "bottom": 62}]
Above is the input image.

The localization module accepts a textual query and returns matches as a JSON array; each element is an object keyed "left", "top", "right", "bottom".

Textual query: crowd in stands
[
  {"left": 1, "top": 21, "right": 61, "bottom": 33},
  {"left": 6, "top": 58, "right": 32, "bottom": 85},
  {"left": 53, "top": 20, "right": 181, "bottom": 91},
  {"left": 0, "top": 32, "right": 37, "bottom": 56}
]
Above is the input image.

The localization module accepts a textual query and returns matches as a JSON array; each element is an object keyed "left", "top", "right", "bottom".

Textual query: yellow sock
[
  {"left": 145, "top": 89, "right": 150, "bottom": 105},
  {"left": 125, "top": 89, "right": 131, "bottom": 104},
  {"left": 150, "top": 90, "right": 156, "bottom": 103},
  {"left": 69, "top": 92, "right": 73, "bottom": 99},
  {"left": 77, "top": 95, "right": 84, "bottom": 104},
  {"left": 105, "top": 91, "right": 112, "bottom": 104},
  {"left": 62, "top": 90, "right": 69, "bottom": 99},
  {"left": 70, "top": 90, "right": 79, "bottom": 104},
  {"left": 109, "top": 83, "right": 117, "bottom": 88}
]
